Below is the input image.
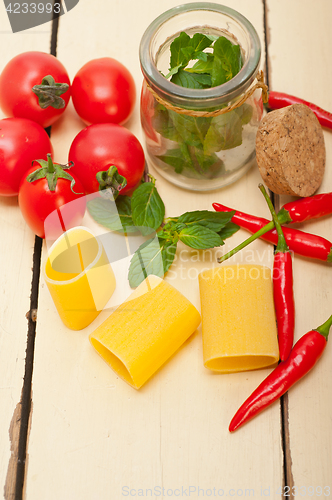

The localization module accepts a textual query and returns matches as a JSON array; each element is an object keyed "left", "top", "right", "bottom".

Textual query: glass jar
[{"left": 139, "top": 2, "right": 263, "bottom": 191}]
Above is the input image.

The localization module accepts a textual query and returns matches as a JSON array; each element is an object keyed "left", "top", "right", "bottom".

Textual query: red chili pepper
[
  {"left": 229, "top": 314, "right": 332, "bottom": 432},
  {"left": 260, "top": 185, "right": 295, "bottom": 361},
  {"left": 213, "top": 203, "right": 332, "bottom": 263},
  {"left": 278, "top": 192, "right": 332, "bottom": 224},
  {"left": 267, "top": 91, "right": 332, "bottom": 129},
  {"left": 273, "top": 252, "right": 294, "bottom": 360}
]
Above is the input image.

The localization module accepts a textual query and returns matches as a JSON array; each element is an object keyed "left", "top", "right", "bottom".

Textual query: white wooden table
[{"left": 1, "top": 1, "right": 331, "bottom": 499}]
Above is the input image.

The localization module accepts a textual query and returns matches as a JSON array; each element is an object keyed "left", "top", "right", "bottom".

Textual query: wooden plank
[
  {"left": 266, "top": 0, "right": 332, "bottom": 491},
  {"left": 0, "top": 8, "right": 52, "bottom": 500},
  {"left": 25, "top": 1, "right": 284, "bottom": 498}
]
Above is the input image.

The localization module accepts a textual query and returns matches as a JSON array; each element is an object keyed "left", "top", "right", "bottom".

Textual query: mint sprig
[
  {"left": 87, "top": 172, "right": 240, "bottom": 288},
  {"left": 128, "top": 210, "right": 238, "bottom": 287}
]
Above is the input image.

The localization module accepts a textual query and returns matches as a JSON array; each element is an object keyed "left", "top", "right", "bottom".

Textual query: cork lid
[{"left": 256, "top": 103, "right": 326, "bottom": 197}]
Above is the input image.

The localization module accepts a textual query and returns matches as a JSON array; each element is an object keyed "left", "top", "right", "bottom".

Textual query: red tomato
[
  {"left": 71, "top": 58, "right": 136, "bottom": 126},
  {"left": 68, "top": 123, "right": 145, "bottom": 195},
  {"left": 0, "top": 51, "right": 70, "bottom": 128},
  {"left": 18, "top": 159, "right": 86, "bottom": 239},
  {"left": 0, "top": 117, "right": 53, "bottom": 197}
]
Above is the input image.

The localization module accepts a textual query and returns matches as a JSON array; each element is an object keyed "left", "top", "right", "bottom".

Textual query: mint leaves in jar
[
  {"left": 165, "top": 32, "right": 242, "bottom": 88},
  {"left": 150, "top": 31, "right": 254, "bottom": 181}
]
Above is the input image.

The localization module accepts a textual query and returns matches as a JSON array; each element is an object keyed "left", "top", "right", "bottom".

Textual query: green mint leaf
[
  {"left": 152, "top": 105, "right": 182, "bottom": 142},
  {"left": 186, "top": 54, "right": 214, "bottom": 74},
  {"left": 131, "top": 180, "right": 165, "bottom": 236},
  {"left": 128, "top": 238, "right": 163, "bottom": 287},
  {"left": 213, "top": 36, "right": 241, "bottom": 82},
  {"left": 203, "top": 110, "right": 243, "bottom": 153},
  {"left": 168, "top": 110, "right": 211, "bottom": 146},
  {"left": 174, "top": 222, "right": 187, "bottom": 231},
  {"left": 171, "top": 69, "right": 211, "bottom": 89},
  {"left": 205, "top": 34, "right": 218, "bottom": 42},
  {"left": 168, "top": 33, "right": 242, "bottom": 89},
  {"left": 157, "top": 146, "right": 224, "bottom": 178},
  {"left": 128, "top": 237, "right": 177, "bottom": 288},
  {"left": 192, "top": 148, "right": 224, "bottom": 176},
  {"left": 87, "top": 196, "right": 137, "bottom": 233},
  {"left": 161, "top": 219, "right": 178, "bottom": 233},
  {"left": 157, "top": 148, "right": 190, "bottom": 174},
  {"left": 116, "top": 195, "right": 133, "bottom": 217},
  {"left": 179, "top": 225, "right": 223, "bottom": 249},
  {"left": 231, "top": 43, "right": 243, "bottom": 74},
  {"left": 235, "top": 103, "right": 253, "bottom": 125},
  {"left": 169, "top": 31, "right": 191, "bottom": 69},
  {"left": 180, "top": 46, "right": 195, "bottom": 62},
  {"left": 161, "top": 240, "right": 177, "bottom": 274},
  {"left": 196, "top": 51, "right": 208, "bottom": 62},
  {"left": 190, "top": 33, "right": 214, "bottom": 53},
  {"left": 178, "top": 210, "right": 235, "bottom": 232},
  {"left": 168, "top": 32, "right": 214, "bottom": 78},
  {"left": 218, "top": 221, "right": 240, "bottom": 240},
  {"left": 165, "top": 64, "right": 183, "bottom": 79},
  {"left": 211, "top": 55, "right": 227, "bottom": 86}
]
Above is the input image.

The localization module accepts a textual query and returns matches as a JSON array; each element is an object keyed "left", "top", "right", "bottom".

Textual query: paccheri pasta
[
  {"left": 44, "top": 227, "right": 116, "bottom": 330},
  {"left": 199, "top": 265, "right": 279, "bottom": 373},
  {"left": 89, "top": 275, "right": 201, "bottom": 389}
]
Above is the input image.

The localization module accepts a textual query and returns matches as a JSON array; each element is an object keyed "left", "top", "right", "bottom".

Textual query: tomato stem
[
  {"left": 32, "top": 74, "right": 69, "bottom": 110},
  {"left": 47, "top": 153, "right": 55, "bottom": 174},
  {"left": 96, "top": 165, "right": 127, "bottom": 200},
  {"left": 26, "top": 155, "right": 82, "bottom": 194}
]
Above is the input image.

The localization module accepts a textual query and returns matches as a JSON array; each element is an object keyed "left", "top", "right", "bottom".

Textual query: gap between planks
[
  {"left": 263, "top": 0, "right": 295, "bottom": 496},
  {"left": 4, "top": 2, "right": 61, "bottom": 498},
  {"left": 4, "top": 236, "right": 42, "bottom": 500}
]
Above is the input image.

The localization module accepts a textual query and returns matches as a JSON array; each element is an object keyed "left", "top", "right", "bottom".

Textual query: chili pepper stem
[
  {"left": 316, "top": 314, "right": 332, "bottom": 340},
  {"left": 328, "top": 250, "right": 332, "bottom": 263},
  {"left": 277, "top": 207, "right": 293, "bottom": 224},
  {"left": 259, "top": 184, "right": 288, "bottom": 253},
  {"left": 214, "top": 203, "right": 332, "bottom": 263},
  {"left": 217, "top": 220, "right": 275, "bottom": 263}
]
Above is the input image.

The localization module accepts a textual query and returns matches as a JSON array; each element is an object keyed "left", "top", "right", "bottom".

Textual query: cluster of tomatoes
[{"left": 0, "top": 51, "right": 146, "bottom": 238}]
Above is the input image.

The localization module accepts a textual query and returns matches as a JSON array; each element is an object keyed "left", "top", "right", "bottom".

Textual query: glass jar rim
[{"left": 139, "top": 2, "right": 261, "bottom": 109}]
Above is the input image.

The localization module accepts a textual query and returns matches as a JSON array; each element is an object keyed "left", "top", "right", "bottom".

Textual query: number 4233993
[{"left": 6, "top": 3, "right": 61, "bottom": 14}]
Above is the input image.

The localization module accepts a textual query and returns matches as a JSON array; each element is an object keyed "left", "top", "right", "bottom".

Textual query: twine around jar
[{"left": 147, "top": 70, "right": 268, "bottom": 118}]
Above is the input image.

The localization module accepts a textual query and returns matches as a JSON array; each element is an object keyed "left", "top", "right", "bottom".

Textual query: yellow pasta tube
[
  {"left": 89, "top": 275, "right": 201, "bottom": 389},
  {"left": 44, "top": 227, "right": 116, "bottom": 330},
  {"left": 199, "top": 265, "right": 279, "bottom": 373}
]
